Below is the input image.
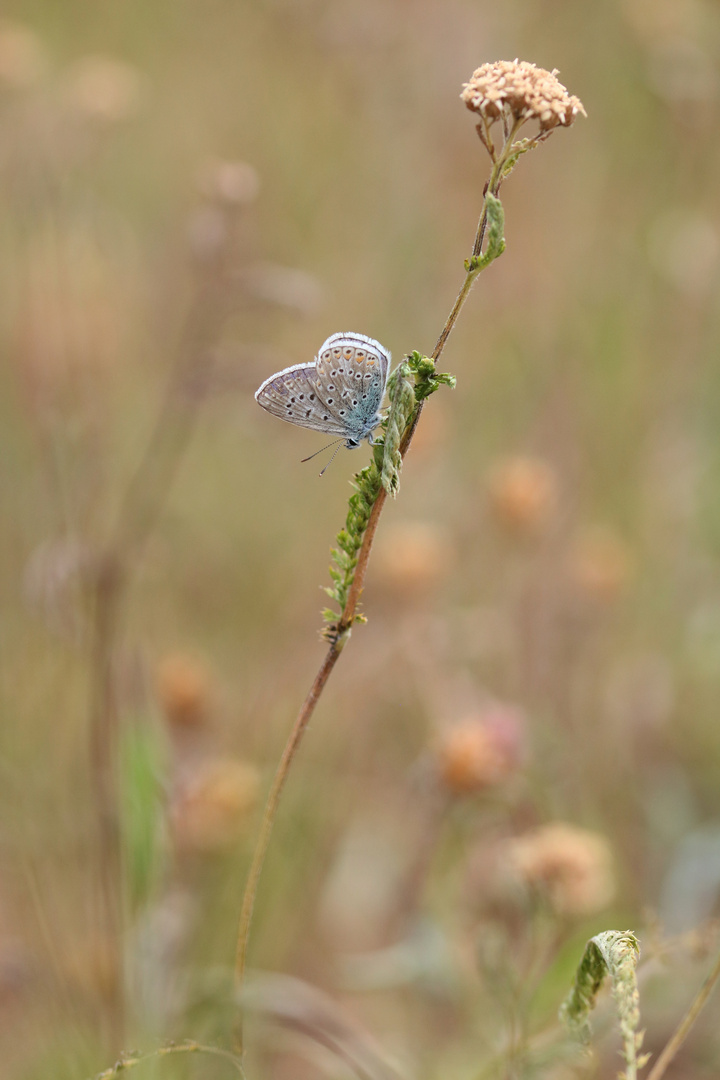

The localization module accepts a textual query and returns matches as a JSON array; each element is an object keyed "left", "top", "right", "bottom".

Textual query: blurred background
[{"left": 2, "top": 0, "right": 720, "bottom": 1077}]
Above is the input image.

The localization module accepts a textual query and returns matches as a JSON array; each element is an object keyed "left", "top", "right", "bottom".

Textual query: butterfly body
[{"left": 254, "top": 332, "right": 391, "bottom": 449}]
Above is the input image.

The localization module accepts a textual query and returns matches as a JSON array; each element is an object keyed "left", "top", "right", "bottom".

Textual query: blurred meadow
[{"left": 2, "top": 0, "right": 720, "bottom": 1077}]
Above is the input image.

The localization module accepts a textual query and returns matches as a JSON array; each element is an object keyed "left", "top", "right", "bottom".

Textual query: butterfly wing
[
  {"left": 254, "top": 333, "right": 391, "bottom": 443},
  {"left": 254, "top": 362, "right": 349, "bottom": 437},
  {"left": 313, "top": 333, "right": 391, "bottom": 442}
]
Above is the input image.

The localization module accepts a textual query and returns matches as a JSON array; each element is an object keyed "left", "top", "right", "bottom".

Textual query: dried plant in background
[{"left": 85, "top": 162, "right": 261, "bottom": 1046}]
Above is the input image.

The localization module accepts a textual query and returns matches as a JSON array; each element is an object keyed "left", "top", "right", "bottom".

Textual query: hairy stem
[
  {"left": 431, "top": 129, "right": 512, "bottom": 360},
  {"left": 92, "top": 1040, "right": 246, "bottom": 1079}
]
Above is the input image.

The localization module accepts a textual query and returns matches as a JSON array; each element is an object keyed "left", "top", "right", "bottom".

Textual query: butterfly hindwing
[{"left": 254, "top": 332, "right": 391, "bottom": 447}]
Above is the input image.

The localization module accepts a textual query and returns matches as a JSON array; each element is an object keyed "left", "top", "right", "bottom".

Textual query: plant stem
[
  {"left": 92, "top": 1041, "right": 246, "bottom": 1079},
  {"left": 233, "top": 643, "right": 341, "bottom": 1015},
  {"left": 646, "top": 944, "right": 720, "bottom": 1080},
  {"left": 431, "top": 129, "right": 514, "bottom": 361},
  {"left": 88, "top": 555, "right": 127, "bottom": 1047},
  {"left": 233, "top": 138, "right": 513, "bottom": 1048}
]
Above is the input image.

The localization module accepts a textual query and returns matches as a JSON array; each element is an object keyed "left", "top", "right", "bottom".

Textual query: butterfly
[{"left": 254, "top": 332, "right": 391, "bottom": 453}]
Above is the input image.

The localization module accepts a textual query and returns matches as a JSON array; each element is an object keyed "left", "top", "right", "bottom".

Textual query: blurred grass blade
[{"left": 119, "top": 715, "right": 166, "bottom": 910}]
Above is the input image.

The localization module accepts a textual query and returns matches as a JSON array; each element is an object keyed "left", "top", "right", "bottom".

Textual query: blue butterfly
[{"left": 254, "top": 332, "right": 391, "bottom": 451}]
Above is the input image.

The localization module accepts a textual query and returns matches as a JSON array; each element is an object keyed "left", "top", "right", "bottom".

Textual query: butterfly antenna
[
  {"left": 301, "top": 438, "right": 343, "bottom": 465},
  {"left": 318, "top": 440, "right": 344, "bottom": 476}
]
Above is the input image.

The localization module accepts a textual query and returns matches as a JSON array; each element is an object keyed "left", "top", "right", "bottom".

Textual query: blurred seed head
[
  {"left": 508, "top": 823, "right": 616, "bottom": 916},
  {"left": 170, "top": 758, "right": 260, "bottom": 854},
  {"left": 157, "top": 653, "right": 213, "bottom": 730},
  {"left": 461, "top": 60, "right": 586, "bottom": 134},
  {"left": 65, "top": 55, "right": 143, "bottom": 123},
  {"left": 241, "top": 262, "right": 325, "bottom": 315},
  {"left": 198, "top": 158, "right": 260, "bottom": 206},
  {"left": 186, "top": 204, "right": 231, "bottom": 265},
  {"left": 435, "top": 705, "right": 525, "bottom": 795},
  {"left": 487, "top": 455, "right": 558, "bottom": 536},
  {"left": 570, "top": 527, "right": 632, "bottom": 603},
  {"left": 0, "top": 21, "right": 46, "bottom": 89},
  {"left": 374, "top": 520, "right": 453, "bottom": 596}
]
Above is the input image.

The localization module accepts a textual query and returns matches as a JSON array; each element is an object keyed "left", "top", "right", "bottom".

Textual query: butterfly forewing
[
  {"left": 254, "top": 363, "right": 349, "bottom": 437},
  {"left": 254, "top": 332, "right": 391, "bottom": 447}
]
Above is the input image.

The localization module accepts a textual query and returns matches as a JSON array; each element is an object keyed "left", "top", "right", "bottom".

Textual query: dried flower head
[
  {"left": 435, "top": 705, "right": 525, "bottom": 795},
  {"left": 509, "top": 823, "right": 615, "bottom": 916},
  {"left": 462, "top": 60, "right": 586, "bottom": 134},
  {"left": 66, "top": 55, "right": 143, "bottom": 123},
  {"left": 487, "top": 455, "right": 558, "bottom": 535},
  {"left": 570, "top": 527, "right": 632, "bottom": 603},
  {"left": 0, "top": 21, "right": 46, "bottom": 88},
  {"left": 374, "top": 521, "right": 452, "bottom": 596},
  {"left": 198, "top": 159, "right": 260, "bottom": 206},
  {"left": 157, "top": 653, "right": 213, "bottom": 730},
  {"left": 171, "top": 758, "right": 261, "bottom": 854}
]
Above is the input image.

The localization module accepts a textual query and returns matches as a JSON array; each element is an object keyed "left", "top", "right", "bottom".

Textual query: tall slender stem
[
  {"left": 88, "top": 556, "right": 126, "bottom": 1047},
  {"left": 431, "top": 128, "right": 515, "bottom": 361},
  {"left": 233, "top": 644, "right": 341, "bottom": 1012},
  {"left": 233, "top": 138, "right": 513, "bottom": 1047},
  {"left": 646, "top": 944, "right": 720, "bottom": 1080}
]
